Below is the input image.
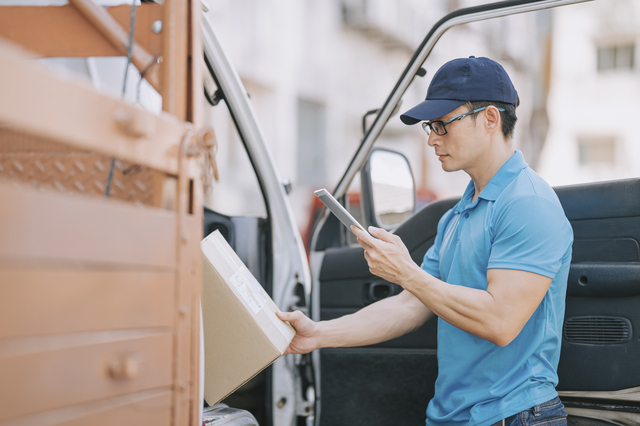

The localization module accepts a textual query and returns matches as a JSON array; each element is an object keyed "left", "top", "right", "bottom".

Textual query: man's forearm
[{"left": 316, "top": 290, "right": 433, "bottom": 349}]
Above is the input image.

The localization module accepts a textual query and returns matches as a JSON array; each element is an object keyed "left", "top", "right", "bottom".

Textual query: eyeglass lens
[
  {"left": 421, "top": 121, "right": 445, "bottom": 136},
  {"left": 432, "top": 122, "right": 445, "bottom": 135}
]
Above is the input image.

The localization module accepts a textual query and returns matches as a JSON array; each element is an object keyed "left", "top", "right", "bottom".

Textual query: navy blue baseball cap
[{"left": 400, "top": 56, "right": 518, "bottom": 125}]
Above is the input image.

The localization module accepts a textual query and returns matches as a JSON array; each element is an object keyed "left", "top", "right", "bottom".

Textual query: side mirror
[{"left": 361, "top": 149, "right": 415, "bottom": 229}]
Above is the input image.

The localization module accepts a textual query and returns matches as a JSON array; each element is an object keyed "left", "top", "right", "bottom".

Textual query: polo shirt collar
[
  {"left": 454, "top": 181, "right": 476, "bottom": 213},
  {"left": 454, "top": 150, "right": 528, "bottom": 213},
  {"left": 478, "top": 150, "right": 528, "bottom": 201}
]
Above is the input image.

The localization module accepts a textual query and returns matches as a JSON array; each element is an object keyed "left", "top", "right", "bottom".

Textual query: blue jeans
[{"left": 501, "top": 396, "right": 568, "bottom": 425}]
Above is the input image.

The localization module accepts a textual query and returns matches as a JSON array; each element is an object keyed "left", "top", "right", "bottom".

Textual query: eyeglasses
[{"left": 421, "top": 106, "right": 505, "bottom": 136}]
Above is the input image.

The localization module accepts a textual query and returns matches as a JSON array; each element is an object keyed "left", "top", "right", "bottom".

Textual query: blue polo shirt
[{"left": 422, "top": 150, "right": 573, "bottom": 426}]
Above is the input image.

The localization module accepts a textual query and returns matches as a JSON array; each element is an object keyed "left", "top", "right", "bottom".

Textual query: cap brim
[{"left": 400, "top": 99, "right": 466, "bottom": 125}]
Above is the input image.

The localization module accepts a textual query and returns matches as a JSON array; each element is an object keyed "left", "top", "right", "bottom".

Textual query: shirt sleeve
[
  {"left": 422, "top": 243, "right": 441, "bottom": 278},
  {"left": 421, "top": 209, "right": 455, "bottom": 279},
  {"left": 487, "top": 196, "right": 573, "bottom": 278}
]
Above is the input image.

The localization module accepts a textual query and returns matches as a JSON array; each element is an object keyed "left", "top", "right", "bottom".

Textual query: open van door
[
  {"left": 201, "top": 15, "right": 315, "bottom": 426},
  {"left": 309, "top": 1, "right": 640, "bottom": 425}
]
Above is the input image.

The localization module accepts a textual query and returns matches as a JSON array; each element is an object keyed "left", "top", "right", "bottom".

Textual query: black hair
[{"left": 463, "top": 99, "right": 518, "bottom": 140}]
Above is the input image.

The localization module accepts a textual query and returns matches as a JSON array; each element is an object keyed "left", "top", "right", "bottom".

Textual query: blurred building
[
  {"left": 204, "top": 0, "right": 639, "bottom": 234},
  {"left": 539, "top": 0, "right": 640, "bottom": 186},
  {"left": 204, "top": 0, "right": 546, "bottom": 229},
  {"left": 204, "top": 0, "right": 445, "bottom": 224}
]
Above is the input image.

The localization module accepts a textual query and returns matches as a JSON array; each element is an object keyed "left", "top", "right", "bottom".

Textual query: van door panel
[
  {"left": 317, "top": 179, "right": 640, "bottom": 425},
  {"left": 317, "top": 199, "right": 456, "bottom": 425},
  {"left": 556, "top": 179, "right": 640, "bottom": 394}
]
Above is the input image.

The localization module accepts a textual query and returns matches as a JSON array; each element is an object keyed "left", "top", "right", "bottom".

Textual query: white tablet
[{"left": 314, "top": 188, "right": 369, "bottom": 235}]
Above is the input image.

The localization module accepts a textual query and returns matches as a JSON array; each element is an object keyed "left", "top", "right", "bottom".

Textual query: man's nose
[{"left": 427, "top": 132, "right": 440, "bottom": 147}]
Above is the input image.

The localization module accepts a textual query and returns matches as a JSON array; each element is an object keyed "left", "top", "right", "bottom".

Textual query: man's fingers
[
  {"left": 369, "top": 226, "right": 406, "bottom": 247},
  {"left": 276, "top": 311, "right": 290, "bottom": 321},
  {"left": 368, "top": 226, "right": 395, "bottom": 242},
  {"left": 352, "top": 224, "right": 395, "bottom": 245},
  {"left": 277, "top": 310, "right": 301, "bottom": 326},
  {"left": 351, "top": 225, "right": 376, "bottom": 250},
  {"left": 351, "top": 225, "right": 368, "bottom": 239}
]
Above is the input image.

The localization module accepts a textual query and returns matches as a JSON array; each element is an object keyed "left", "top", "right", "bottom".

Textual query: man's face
[{"left": 426, "top": 105, "right": 489, "bottom": 173}]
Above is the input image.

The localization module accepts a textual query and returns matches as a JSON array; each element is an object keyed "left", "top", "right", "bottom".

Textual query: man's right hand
[
  {"left": 277, "top": 291, "right": 433, "bottom": 352},
  {"left": 276, "top": 310, "right": 321, "bottom": 355}
]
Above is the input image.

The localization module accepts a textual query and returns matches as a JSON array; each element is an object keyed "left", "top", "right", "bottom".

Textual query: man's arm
[
  {"left": 352, "top": 225, "right": 551, "bottom": 347},
  {"left": 276, "top": 289, "right": 433, "bottom": 354},
  {"left": 404, "top": 267, "right": 550, "bottom": 346}
]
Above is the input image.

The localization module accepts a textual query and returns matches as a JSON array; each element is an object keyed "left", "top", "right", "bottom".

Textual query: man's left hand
[{"left": 351, "top": 225, "right": 419, "bottom": 285}]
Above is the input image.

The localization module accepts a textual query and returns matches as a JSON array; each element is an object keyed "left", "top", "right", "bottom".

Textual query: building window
[
  {"left": 597, "top": 43, "right": 635, "bottom": 72},
  {"left": 297, "top": 99, "right": 326, "bottom": 186},
  {"left": 577, "top": 137, "right": 616, "bottom": 165}
]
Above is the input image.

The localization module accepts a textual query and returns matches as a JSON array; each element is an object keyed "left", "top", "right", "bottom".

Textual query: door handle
[{"left": 364, "top": 281, "right": 396, "bottom": 305}]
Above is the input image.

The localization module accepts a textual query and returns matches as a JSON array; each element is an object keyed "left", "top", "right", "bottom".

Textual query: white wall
[
  {"left": 205, "top": 0, "right": 442, "bottom": 228},
  {"left": 204, "top": 0, "right": 560, "bottom": 230},
  {"left": 539, "top": 0, "right": 640, "bottom": 186}
]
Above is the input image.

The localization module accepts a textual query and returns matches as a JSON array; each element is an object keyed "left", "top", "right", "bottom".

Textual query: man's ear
[{"left": 484, "top": 106, "right": 501, "bottom": 132}]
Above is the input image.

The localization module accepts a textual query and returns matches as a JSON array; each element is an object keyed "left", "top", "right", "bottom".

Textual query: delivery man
[{"left": 278, "top": 56, "right": 573, "bottom": 426}]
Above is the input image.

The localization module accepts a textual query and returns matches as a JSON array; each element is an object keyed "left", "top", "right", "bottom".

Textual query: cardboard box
[{"left": 201, "top": 230, "right": 295, "bottom": 405}]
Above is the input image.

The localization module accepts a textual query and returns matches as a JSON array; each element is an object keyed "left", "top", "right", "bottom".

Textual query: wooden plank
[
  {"left": 2, "top": 390, "right": 171, "bottom": 426},
  {"left": 0, "top": 333, "right": 173, "bottom": 421},
  {"left": 188, "top": 169, "right": 205, "bottom": 424},
  {"left": 171, "top": 133, "right": 203, "bottom": 425},
  {"left": 174, "top": 398, "right": 191, "bottom": 426},
  {"left": 56, "top": 391, "right": 172, "bottom": 426},
  {"left": 160, "top": 0, "right": 189, "bottom": 120},
  {"left": 0, "top": 39, "right": 190, "bottom": 176},
  {"left": 189, "top": 203, "right": 204, "bottom": 424},
  {"left": 0, "top": 269, "right": 175, "bottom": 340},
  {"left": 0, "top": 181, "right": 176, "bottom": 269},
  {"left": 177, "top": 216, "right": 200, "bottom": 347},
  {"left": 171, "top": 145, "right": 195, "bottom": 424},
  {"left": 0, "top": 5, "right": 162, "bottom": 62},
  {"left": 188, "top": 0, "right": 204, "bottom": 127}
]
